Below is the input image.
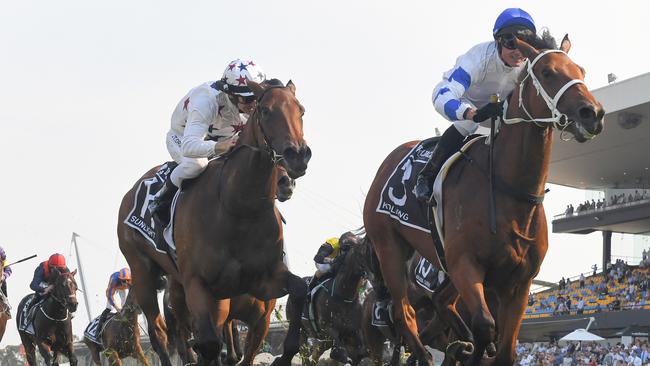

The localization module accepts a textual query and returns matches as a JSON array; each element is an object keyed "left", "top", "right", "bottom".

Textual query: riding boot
[
  {"left": 97, "top": 308, "right": 111, "bottom": 329},
  {"left": 414, "top": 126, "right": 466, "bottom": 204},
  {"left": 148, "top": 178, "right": 179, "bottom": 216}
]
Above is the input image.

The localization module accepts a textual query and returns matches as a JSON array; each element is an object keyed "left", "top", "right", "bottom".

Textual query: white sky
[{"left": 1, "top": 0, "right": 649, "bottom": 346}]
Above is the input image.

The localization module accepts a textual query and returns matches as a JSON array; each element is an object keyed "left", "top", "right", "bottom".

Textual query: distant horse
[
  {"left": 164, "top": 280, "right": 276, "bottom": 366},
  {"left": 363, "top": 34, "right": 604, "bottom": 365},
  {"left": 17, "top": 269, "right": 79, "bottom": 366},
  {"left": 84, "top": 292, "right": 150, "bottom": 366},
  {"left": 287, "top": 232, "right": 370, "bottom": 366},
  {"left": 118, "top": 80, "right": 311, "bottom": 366}
]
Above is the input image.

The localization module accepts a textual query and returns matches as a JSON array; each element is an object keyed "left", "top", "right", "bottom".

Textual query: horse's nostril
[
  {"left": 302, "top": 146, "right": 312, "bottom": 163},
  {"left": 578, "top": 105, "right": 596, "bottom": 121}
]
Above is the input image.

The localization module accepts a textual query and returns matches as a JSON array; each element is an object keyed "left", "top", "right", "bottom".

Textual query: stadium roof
[{"left": 549, "top": 72, "right": 650, "bottom": 190}]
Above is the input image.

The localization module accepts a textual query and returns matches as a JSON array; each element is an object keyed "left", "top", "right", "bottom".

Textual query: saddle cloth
[
  {"left": 414, "top": 256, "right": 446, "bottom": 293},
  {"left": 375, "top": 138, "right": 438, "bottom": 233},
  {"left": 301, "top": 277, "right": 333, "bottom": 335},
  {"left": 18, "top": 294, "right": 39, "bottom": 335},
  {"left": 124, "top": 162, "right": 179, "bottom": 261},
  {"left": 84, "top": 313, "right": 116, "bottom": 345}
]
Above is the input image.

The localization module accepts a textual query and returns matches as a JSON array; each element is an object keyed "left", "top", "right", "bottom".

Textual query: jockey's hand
[
  {"left": 43, "top": 285, "right": 54, "bottom": 294},
  {"left": 472, "top": 101, "right": 504, "bottom": 123},
  {"left": 323, "top": 258, "right": 333, "bottom": 264},
  {"left": 214, "top": 135, "right": 239, "bottom": 155}
]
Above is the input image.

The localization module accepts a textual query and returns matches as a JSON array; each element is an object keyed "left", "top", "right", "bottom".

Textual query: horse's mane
[{"left": 521, "top": 28, "right": 558, "bottom": 50}]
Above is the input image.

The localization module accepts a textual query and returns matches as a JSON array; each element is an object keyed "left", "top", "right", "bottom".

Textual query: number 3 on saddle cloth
[{"left": 123, "top": 162, "right": 179, "bottom": 264}]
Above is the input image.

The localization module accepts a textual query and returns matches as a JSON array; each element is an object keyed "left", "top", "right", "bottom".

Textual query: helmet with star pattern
[{"left": 220, "top": 59, "right": 266, "bottom": 97}]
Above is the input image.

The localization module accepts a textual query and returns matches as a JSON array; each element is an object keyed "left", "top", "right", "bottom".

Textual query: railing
[{"left": 553, "top": 197, "right": 650, "bottom": 220}]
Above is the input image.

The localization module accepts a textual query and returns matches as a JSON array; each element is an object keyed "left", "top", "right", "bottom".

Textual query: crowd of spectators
[
  {"left": 526, "top": 256, "right": 650, "bottom": 317},
  {"left": 563, "top": 190, "right": 649, "bottom": 217},
  {"left": 516, "top": 340, "right": 650, "bottom": 366}
]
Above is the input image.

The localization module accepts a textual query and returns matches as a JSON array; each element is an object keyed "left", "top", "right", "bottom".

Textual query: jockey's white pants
[
  {"left": 166, "top": 130, "right": 209, "bottom": 188},
  {"left": 105, "top": 289, "right": 127, "bottom": 312},
  {"left": 314, "top": 263, "right": 332, "bottom": 278},
  {"left": 453, "top": 120, "right": 480, "bottom": 137}
]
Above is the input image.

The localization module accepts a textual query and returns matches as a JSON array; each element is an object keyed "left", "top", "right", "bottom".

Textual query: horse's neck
[
  {"left": 496, "top": 123, "right": 552, "bottom": 195},
  {"left": 204, "top": 118, "right": 277, "bottom": 212},
  {"left": 333, "top": 254, "right": 364, "bottom": 301}
]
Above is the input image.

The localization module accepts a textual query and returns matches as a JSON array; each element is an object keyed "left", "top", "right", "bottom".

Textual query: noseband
[
  {"left": 502, "top": 49, "right": 585, "bottom": 130},
  {"left": 249, "top": 85, "right": 287, "bottom": 165}
]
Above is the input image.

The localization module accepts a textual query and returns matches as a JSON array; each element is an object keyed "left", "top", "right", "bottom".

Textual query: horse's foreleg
[
  {"left": 62, "top": 342, "right": 78, "bottom": 366},
  {"left": 135, "top": 338, "right": 152, "bottom": 366},
  {"left": 223, "top": 319, "right": 239, "bottom": 366},
  {"left": 36, "top": 341, "right": 53, "bottom": 366},
  {"left": 240, "top": 308, "right": 272, "bottom": 366},
  {"left": 184, "top": 277, "right": 225, "bottom": 364},
  {"left": 376, "top": 243, "right": 432, "bottom": 366},
  {"left": 432, "top": 279, "right": 474, "bottom": 361},
  {"left": 270, "top": 273, "right": 307, "bottom": 366},
  {"left": 493, "top": 280, "right": 532, "bottom": 366},
  {"left": 447, "top": 258, "right": 494, "bottom": 366},
  {"left": 19, "top": 334, "right": 38, "bottom": 366}
]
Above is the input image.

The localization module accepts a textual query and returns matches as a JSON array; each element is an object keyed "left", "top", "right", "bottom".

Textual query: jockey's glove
[{"left": 472, "top": 100, "right": 505, "bottom": 123}]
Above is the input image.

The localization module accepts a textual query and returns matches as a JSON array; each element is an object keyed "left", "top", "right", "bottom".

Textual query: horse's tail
[{"left": 162, "top": 288, "right": 177, "bottom": 356}]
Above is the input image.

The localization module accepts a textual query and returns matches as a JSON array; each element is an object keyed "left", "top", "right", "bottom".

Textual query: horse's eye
[
  {"left": 260, "top": 106, "right": 270, "bottom": 117},
  {"left": 541, "top": 68, "right": 552, "bottom": 78}
]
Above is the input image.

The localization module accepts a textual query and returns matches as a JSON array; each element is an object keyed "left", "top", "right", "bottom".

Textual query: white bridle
[{"left": 502, "top": 49, "right": 586, "bottom": 130}]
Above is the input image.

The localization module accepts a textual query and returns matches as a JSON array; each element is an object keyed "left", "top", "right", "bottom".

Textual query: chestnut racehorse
[
  {"left": 118, "top": 80, "right": 311, "bottom": 366},
  {"left": 363, "top": 33, "right": 604, "bottom": 366}
]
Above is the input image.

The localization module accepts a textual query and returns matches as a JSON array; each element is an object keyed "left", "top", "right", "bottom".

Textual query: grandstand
[{"left": 520, "top": 72, "right": 650, "bottom": 342}]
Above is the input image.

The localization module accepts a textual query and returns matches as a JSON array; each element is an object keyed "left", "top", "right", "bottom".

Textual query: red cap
[{"left": 48, "top": 253, "right": 66, "bottom": 268}]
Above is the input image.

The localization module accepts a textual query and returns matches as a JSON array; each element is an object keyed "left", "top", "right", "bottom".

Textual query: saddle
[
  {"left": 84, "top": 312, "right": 117, "bottom": 345},
  {"left": 301, "top": 277, "right": 334, "bottom": 335},
  {"left": 124, "top": 161, "right": 179, "bottom": 264}
]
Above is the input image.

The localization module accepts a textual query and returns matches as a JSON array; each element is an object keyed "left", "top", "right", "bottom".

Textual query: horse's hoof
[
  {"left": 446, "top": 340, "right": 474, "bottom": 362},
  {"left": 485, "top": 342, "right": 497, "bottom": 358}
]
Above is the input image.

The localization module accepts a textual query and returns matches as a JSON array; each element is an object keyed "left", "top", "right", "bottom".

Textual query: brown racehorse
[
  {"left": 17, "top": 269, "right": 79, "bottom": 366},
  {"left": 118, "top": 80, "right": 311, "bottom": 366},
  {"left": 286, "top": 232, "right": 369, "bottom": 366},
  {"left": 84, "top": 292, "right": 150, "bottom": 366},
  {"left": 363, "top": 33, "right": 604, "bottom": 366}
]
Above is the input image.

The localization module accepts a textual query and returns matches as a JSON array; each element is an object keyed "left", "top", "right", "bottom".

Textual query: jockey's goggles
[
  {"left": 235, "top": 94, "right": 256, "bottom": 104},
  {"left": 497, "top": 33, "right": 518, "bottom": 50}
]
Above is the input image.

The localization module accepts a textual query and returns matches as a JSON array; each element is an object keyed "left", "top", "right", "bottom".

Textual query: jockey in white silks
[
  {"left": 149, "top": 59, "right": 266, "bottom": 214},
  {"left": 414, "top": 8, "right": 537, "bottom": 203}
]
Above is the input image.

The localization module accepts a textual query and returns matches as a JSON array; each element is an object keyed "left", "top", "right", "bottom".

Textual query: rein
[{"left": 226, "top": 85, "right": 287, "bottom": 165}]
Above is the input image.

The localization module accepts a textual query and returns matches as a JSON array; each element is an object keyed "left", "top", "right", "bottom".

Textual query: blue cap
[{"left": 493, "top": 8, "right": 536, "bottom": 36}]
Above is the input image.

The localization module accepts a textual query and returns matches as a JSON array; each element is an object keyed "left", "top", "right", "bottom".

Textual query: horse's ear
[
  {"left": 247, "top": 80, "right": 265, "bottom": 99},
  {"left": 286, "top": 80, "right": 296, "bottom": 95},
  {"left": 71, "top": 269, "right": 77, "bottom": 277},
  {"left": 560, "top": 34, "right": 571, "bottom": 53},
  {"left": 515, "top": 38, "right": 540, "bottom": 61}
]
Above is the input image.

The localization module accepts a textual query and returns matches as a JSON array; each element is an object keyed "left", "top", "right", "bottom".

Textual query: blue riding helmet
[{"left": 493, "top": 8, "right": 536, "bottom": 36}]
